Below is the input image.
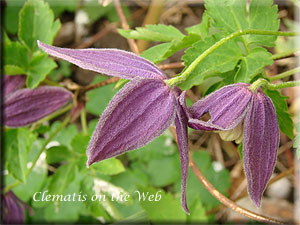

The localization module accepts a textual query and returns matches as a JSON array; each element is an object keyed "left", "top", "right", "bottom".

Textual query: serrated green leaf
[
  {"left": 26, "top": 53, "right": 57, "bottom": 88},
  {"left": 138, "top": 186, "right": 186, "bottom": 222},
  {"left": 140, "top": 43, "right": 172, "bottom": 63},
  {"left": 205, "top": 0, "right": 279, "bottom": 47},
  {"left": 19, "top": 0, "right": 61, "bottom": 52},
  {"left": 4, "top": 41, "right": 29, "bottom": 75},
  {"left": 234, "top": 48, "right": 273, "bottom": 82},
  {"left": 91, "top": 158, "right": 125, "bottom": 175},
  {"left": 179, "top": 34, "right": 242, "bottom": 90},
  {"left": 4, "top": 0, "right": 26, "bottom": 34},
  {"left": 185, "top": 12, "right": 210, "bottom": 40},
  {"left": 48, "top": 162, "right": 77, "bottom": 195},
  {"left": 5, "top": 128, "right": 36, "bottom": 183},
  {"left": 187, "top": 198, "right": 209, "bottom": 223},
  {"left": 86, "top": 76, "right": 117, "bottom": 116},
  {"left": 265, "top": 90, "right": 294, "bottom": 139},
  {"left": 70, "top": 134, "right": 90, "bottom": 155},
  {"left": 46, "top": 146, "right": 72, "bottom": 164},
  {"left": 119, "top": 24, "right": 184, "bottom": 42}
]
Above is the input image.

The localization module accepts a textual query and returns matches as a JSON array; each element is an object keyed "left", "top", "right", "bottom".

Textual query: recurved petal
[
  {"left": 4, "top": 86, "right": 72, "bottom": 127},
  {"left": 38, "top": 41, "right": 167, "bottom": 80},
  {"left": 243, "top": 90, "right": 279, "bottom": 207},
  {"left": 188, "top": 83, "right": 252, "bottom": 130},
  {"left": 4, "top": 75, "right": 26, "bottom": 96},
  {"left": 175, "top": 91, "right": 190, "bottom": 215},
  {"left": 87, "top": 78, "right": 176, "bottom": 166}
]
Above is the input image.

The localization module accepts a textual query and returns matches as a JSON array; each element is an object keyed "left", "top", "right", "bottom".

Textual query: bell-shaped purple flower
[
  {"left": 38, "top": 41, "right": 190, "bottom": 214},
  {"left": 186, "top": 83, "right": 279, "bottom": 207},
  {"left": 3, "top": 75, "right": 26, "bottom": 97},
  {"left": 4, "top": 86, "right": 73, "bottom": 127},
  {"left": 3, "top": 191, "right": 33, "bottom": 224}
]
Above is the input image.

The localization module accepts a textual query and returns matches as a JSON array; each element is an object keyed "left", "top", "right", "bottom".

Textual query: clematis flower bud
[
  {"left": 4, "top": 86, "right": 72, "bottom": 127},
  {"left": 38, "top": 41, "right": 191, "bottom": 214},
  {"left": 186, "top": 83, "right": 279, "bottom": 207},
  {"left": 3, "top": 191, "right": 33, "bottom": 224}
]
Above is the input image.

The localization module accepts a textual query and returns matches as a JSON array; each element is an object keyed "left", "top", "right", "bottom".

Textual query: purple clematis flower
[
  {"left": 3, "top": 191, "right": 33, "bottom": 224},
  {"left": 184, "top": 83, "right": 279, "bottom": 207},
  {"left": 38, "top": 41, "right": 190, "bottom": 214},
  {"left": 3, "top": 75, "right": 73, "bottom": 127}
]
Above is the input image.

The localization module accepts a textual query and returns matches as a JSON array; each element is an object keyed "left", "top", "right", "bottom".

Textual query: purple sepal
[
  {"left": 175, "top": 91, "right": 190, "bottom": 215},
  {"left": 37, "top": 41, "right": 167, "bottom": 80},
  {"left": 4, "top": 75, "right": 26, "bottom": 97},
  {"left": 243, "top": 90, "right": 279, "bottom": 207},
  {"left": 4, "top": 191, "right": 33, "bottom": 224},
  {"left": 87, "top": 78, "right": 176, "bottom": 166},
  {"left": 4, "top": 86, "right": 72, "bottom": 127},
  {"left": 189, "top": 83, "right": 252, "bottom": 130}
]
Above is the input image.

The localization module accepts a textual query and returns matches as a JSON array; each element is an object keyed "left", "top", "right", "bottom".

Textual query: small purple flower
[
  {"left": 4, "top": 85, "right": 73, "bottom": 128},
  {"left": 38, "top": 41, "right": 190, "bottom": 214},
  {"left": 186, "top": 83, "right": 279, "bottom": 207},
  {"left": 3, "top": 191, "right": 32, "bottom": 224}
]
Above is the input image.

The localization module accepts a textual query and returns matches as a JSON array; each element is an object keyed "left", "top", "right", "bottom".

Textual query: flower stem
[
  {"left": 165, "top": 29, "right": 299, "bottom": 87},
  {"left": 190, "top": 158, "right": 285, "bottom": 224},
  {"left": 269, "top": 67, "right": 300, "bottom": 81},
  {"left": 3, "top": 116, "right": 70, "bottom": 194},
  {"left": 81, "top": 108, "right": 88, "bottom": 135},
  {"left": 250, "top": 78, "right": 300, "bottom": 91},
  {"left": 271, "top": 48, "right": 300, "bottom": 60}
]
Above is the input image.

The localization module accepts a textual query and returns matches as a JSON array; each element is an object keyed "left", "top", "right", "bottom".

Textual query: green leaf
[
  {"left": 91, "top": 158, "right": 125, "bottom": 175},
  {"left": 265, "top": 90, "right": 294, "bottom": 139},
  {"left": 138, "top": 186, "right": 186, "bottom": 222},
  {"left": 46, "top": 146, "right": 72, "bottom": 164},
  {"left": 50, "top": 122, "right": 78, "bottom": 148},
  {"left": 19, "top": 0, "right": 61, "bottom": 52},
  {"left": 5, "top": 128, "right": 36, "bottom": 183},
  {"left": 4, "top": 41, "right": 29, "bottom": 75},
  {"left": 4, "top": 0, "right": 26, "bottom": 34},
  {"left": 205, "top": 0, "right": 279, "bottom": 47},
  {"left": 180, "top": 34, "right": 242, "bottom": 90},
  {"left": 140, "top": 43, "right": 173, "bottom": 63},
  {"left": 48, "top": 162, "right": 77, "bottom": 195},
  {"left": 185, "top": 12, "right": 210, "bottom": 40},
  {"left": 86, "top": 76, "right": 117, "bottom": 116},
  {"left": 26, "top": 53, "right": 57, "bottom": 88},
  {"left": 294, "top": 118, "right": 300, "bottom": 159},
  {"left": 187, "top": 198, "right": 209, "bottom": 223},
  {"left": 234, "top": 48, "right": 273, "bottom": 82},
  {"left": 70, "top": 134, "right": 90, "bottom": 155},
  {"left": 119, "top": 24, "right": 184, "bottom": 42},
  {"left": 48, "top": 61, "right": 72, "bottom": 81}
]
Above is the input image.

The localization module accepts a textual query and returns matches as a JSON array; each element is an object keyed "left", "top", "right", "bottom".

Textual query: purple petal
[
  {"left": 4, "top": 75, "right": 26, "bottom": 96},
  {"left": 175, "top": 91, "right": 190, "bottom": 215},
  {"left": 87, "top": 78, "right": 176, "bottom": 166},
  {"left": 243, "top": 90, "right": 279, "bottom": 207},
  {"left": 38, "top": 41, "right": 167, "bottom": 80},
  {"left": 188, "top": 83, "right": 252, "bottom": 130},
  {"left": 4, "top": 86, "right": 72, "bottom": 127},
  {"left": 4, "top": 191, "right": 25, "bottom": 224}
]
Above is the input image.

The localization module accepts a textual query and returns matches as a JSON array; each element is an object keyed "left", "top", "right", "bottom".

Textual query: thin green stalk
[
  {"left": 271, "top": 48, "right": 300, "bottom": 60},
  {"left": 250, "top": 78, "right": 300, "bottom": 92},
  {"left": 269, "top": 67, "right": 300, "bottom": 81},
  {"left": 81, "top": 108, "right": 88, "bottom": 136},
  {"left": 165, "top": 29, "right": 299, "bottom": 87},
  {"left": 3, "top": 116, "right": 70, "bottom": 193}
]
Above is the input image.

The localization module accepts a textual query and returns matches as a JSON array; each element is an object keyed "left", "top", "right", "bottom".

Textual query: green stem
[
  {"left": 165, "top": 29, "right": 299, "bottom": 87},
  {"left": 250, "top": 78, "right": 300, "bottom": 92},
  {"left": 3, "top": 116, "right": 70, "bottom": 193},
  {"left": 269, "top": 67, "right": 300, "bottom": 81},
  {"left": 81, "top": 108, "right": 88, "bottom": 136},
  {"left": 271, "top": 48, "right": 300, "bottom": 60}
]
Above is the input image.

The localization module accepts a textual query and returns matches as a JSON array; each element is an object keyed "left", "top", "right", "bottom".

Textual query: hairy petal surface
[
  {"left": 4, "top": 86, "right": 72, "bottom": 127},
  {"left": 188, "top": 83, "right": 252, "bottom": 130},
  {"left": 243, "top": 90, "right": 279, "bottom": 207},
  {"left": 38, "top": 41, "right": 167, "bottom": 80},
  {"left": 4, "top": 75, "right": 26, "bottom": 96},
  {"left": 175, "top": 91, "right": 190, "bottom": 215},
  {"left": 87, "top": 79, "right": 176, "bottom": 166}
]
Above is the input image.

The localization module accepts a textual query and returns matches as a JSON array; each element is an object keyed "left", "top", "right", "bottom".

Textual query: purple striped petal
[
  {"left": 4, "top": 75, "right": 26, "bottom": 96},
  {"left": 4, "top": 191, "right": 25, "bottom": 224},
  {"left": 87, "top": 78, "right": 176, "bottom": 166},
  {"left": 38, "top": 41, "right": 167, "bottom": 80},
  {"left": 4, "top": 86, "right": 72, "bottom": 127},
  {"left": 175, "top": 91, "right": 190, "bottom": 215},
  {"left": 188, "top": 83, "right": 252, "bottom": 130},
  {"left": 243, "top": 90, "right": 279, "bottom": 207}
]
